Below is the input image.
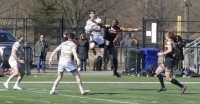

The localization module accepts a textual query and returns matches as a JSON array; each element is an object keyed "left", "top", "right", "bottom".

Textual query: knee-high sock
[
  {"left": 157, "top": 74, "right": 165, "bottom": 88},
  {"left": 113, "top": 58, "right": 118, "bottom": 74},
  {"left": 171, "top": 78, "right": 183, "bottom": 88},
  {"left": 104, "top": 45, "right": 108, "bottom": 60}
]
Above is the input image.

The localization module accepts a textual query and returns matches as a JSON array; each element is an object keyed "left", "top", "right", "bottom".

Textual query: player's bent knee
[
  {"left": 165, "top": 77, "right": 172, "bottom": 82},
  {"left": 75, "top": 75, "right": 80, "bottom": 79}
]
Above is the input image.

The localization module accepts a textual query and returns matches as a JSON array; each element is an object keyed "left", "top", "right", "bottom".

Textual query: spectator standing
[
  {"left": 77, "top": 33, "right": 89, "bottom": 71},
  {"left": 3, "top": 34, "right": 25, "bottom": 90},
  {"left": 120, "top": 32, "right": 139, "bottom": 47},
  {"left": 173, "top": 35, "right": 184, "bottom": 70},
  {"left": 62, "top": 32, "right": 68, "bottom": 42},
  {"left": 35, "top": 35, "right": 50, "bottom": 73}
]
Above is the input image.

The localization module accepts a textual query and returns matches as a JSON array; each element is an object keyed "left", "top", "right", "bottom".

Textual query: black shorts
[{"left": 164, "top": 57, "right": 175, "bottom": 68}]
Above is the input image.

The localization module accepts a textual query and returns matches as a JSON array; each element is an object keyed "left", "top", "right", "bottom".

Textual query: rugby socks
[
  {"left": 5, "top": 78, "right": 10, "bottom": 84},
  {"left": 14, "top": 81, "right": 19, "bottom": 87},
  {"left": 79, "top": 86, "right": 84, "bottom": 92},
  {"left": 113, "top": 58, "right": 117, "bottom": 73},
  {"left": 51, "top": 86, "right": 56, "bottom": 92},
  {"left": 103, "top": 45, "right": 108, "bottom": 61},
  {"left": 5, "top": 79, "right": 10, "bottom": 84},
  {"left": 171, "top": 78, "right": 183, "bottom": 88},
  {"left": 157, "top": 74, "right": 165, "bottom": 88}
]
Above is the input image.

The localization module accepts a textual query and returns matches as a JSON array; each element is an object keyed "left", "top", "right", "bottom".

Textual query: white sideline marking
[
  {"left": 41, "top": 101, "right": 50, "bottom": 104},
  {"left": 1, "top": 81, "right": 200, "bottom": 84},
  {"left": 79, "top": 101, "right": 88, "bottom": 103},
  {"left": 28, "top": 90, "right": 136, "bottom": 104},
  {"left": 0, "top": 89, "right": 8, "bottom": 91},
  {"left": 5, "top": 101, "right": 14, "bottom": 104}
]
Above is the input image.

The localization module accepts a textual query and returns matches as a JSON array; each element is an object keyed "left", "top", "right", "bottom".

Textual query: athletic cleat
[
  {"left": 13, "top": 86, "right": 22, "bottom": 90},
  {"left": 114, "top": 73, "right": 121, "bottom": 78},
  {"left": 3, "top": 82, "right": 9, "bottom": 89},
  {"left": 81, "top": 90, "right": 90, "bottom": 95},
  {"left": 50, "top": 91, "right": 55, "bottom": 95},
  {"left": 181, "top": 86, "right": 187, "bottom": 94},
  {"left": 42, "top": 70, "right": 46, "bottom": 73},
  {"left": 157, "top": 87, "right": 166, "bottom": 92}
]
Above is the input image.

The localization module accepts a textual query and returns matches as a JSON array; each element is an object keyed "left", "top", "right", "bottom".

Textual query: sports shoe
[
  {"left": 157, "top": 87, "right": 166, "bottom": 92},
  {"left": 181, "top": 86, "right": 187, "bottom": 94},
  {"left": 114, "top": 73, "right": 121, "bottom": 78},
  {"left": 81, "top": 90, "right": 90, "bottom": 95},
  {"left": 42, "top": 70, "right": 46, "bottom": 73},
  {"left": 3, "top": 82, "right": 9, "bottom": 89},
  {"left": 13, "top": 86, "right": 22, "bottom": 90},
  {"left": 92, "top": 49, "right": 96, "bottom": 55},
  {"left": 50, "top": 91, "right": 55, "bottom": 95}
]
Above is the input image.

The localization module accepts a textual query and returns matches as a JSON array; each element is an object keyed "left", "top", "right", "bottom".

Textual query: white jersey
[
  {"left": 55, "top": 41, "right": 76, "bottom": 63},
  {"left": 9, "top": 41, "right": 24, "bottom": 61},
  {"left": 85, "top": 18, "right": 103, "bottom": 38},
  {"left": 55, "top": 41, "right": 78, "bottom": 73}
]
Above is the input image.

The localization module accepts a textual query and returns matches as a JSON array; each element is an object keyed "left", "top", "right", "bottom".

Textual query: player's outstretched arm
[{"left": 123, "top": 28, "right": 141, "bottom": 32}]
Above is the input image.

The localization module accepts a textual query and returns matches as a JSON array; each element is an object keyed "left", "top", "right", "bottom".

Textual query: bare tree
[
  {"left": 54, "top": 0, "right": 122, "bottom": 29},
  {"left": 144, "top": 0, "right": 183, "bottom": 21}
]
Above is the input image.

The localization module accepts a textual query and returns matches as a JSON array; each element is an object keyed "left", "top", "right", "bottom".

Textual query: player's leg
[
  {"left": 103, "top": 40, "right": 109, "bottom": 60},
  {"left": 90, "top": 42, "right": 96, "bottom": 55},
  {"left": 50, "top": 71, "right": 63, "bottom": 94},
  {"left": 155, "top": 64, "right": 165, "bottom": 91},
  {"left": 73, "top": 71, "right": 89, "bottom": 95},
  {"left": 165, "top": 66, "right": 187, "bottom": 94},
  {"left": 4, "top": 61, "right": 19, "bottom": 89},
  {"left": 109, "top": 47, "right": 121, "bottom": 77},
  {"left": 13, "top": 65, "right": 25, "bottom": 90}
]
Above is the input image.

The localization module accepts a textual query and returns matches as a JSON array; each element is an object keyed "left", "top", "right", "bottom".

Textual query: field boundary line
[
  {"left": 1, "top": 81, "right": 200, "bottom": 84},
  {"left": 27, "top": 90, "right": 135, "bottom": 104}
]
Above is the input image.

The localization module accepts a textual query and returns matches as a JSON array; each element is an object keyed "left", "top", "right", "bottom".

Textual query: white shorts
[
  {"left": 8, "top": 59, "right": 22, "bottom": 68},
  {"left": 58, "top": 61, "right": 78, "bottom": 74},
  {"left": 90, "top": 36, "right": 104, "bottom": 45}
]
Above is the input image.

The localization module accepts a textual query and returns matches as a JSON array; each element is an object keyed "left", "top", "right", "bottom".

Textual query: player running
[
  {"left": 4, "top": 34, "right": 26, "bottom": 90},
  {"left": 155, "top": 32, "right": 187, "bottom": 94}
]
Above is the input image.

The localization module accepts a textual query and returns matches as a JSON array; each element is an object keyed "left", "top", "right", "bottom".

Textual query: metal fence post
[
  {"left": 24, "top": 42, "right": 31, "bottom": 75},
  {"left": 142, "top": 17, "right": 146, "bottom": 48},
  {"left": 24, "top": 17, "right": 27, "bottom": 42}
]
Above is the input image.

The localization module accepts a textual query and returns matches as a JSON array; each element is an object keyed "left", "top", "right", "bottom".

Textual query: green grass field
[{"left": 0, "top": 75, "right": 200, "bottom": 104}]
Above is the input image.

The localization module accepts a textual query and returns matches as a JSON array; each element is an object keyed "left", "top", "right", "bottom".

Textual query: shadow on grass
[
  {"left": 24, "top": 88, "right": 52, "bottom": 91},
  {"left": 128, "top": 88, "right": 159, "bottom": 91},
  {"left": 88, "top": 92, "right": 123, "bottom": 95},
  {"left": 128, "top": 88, "right": 200, "bottom": 95},
  {"left": 179, "top": 92, "right": 200, "bottom": 95}
]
